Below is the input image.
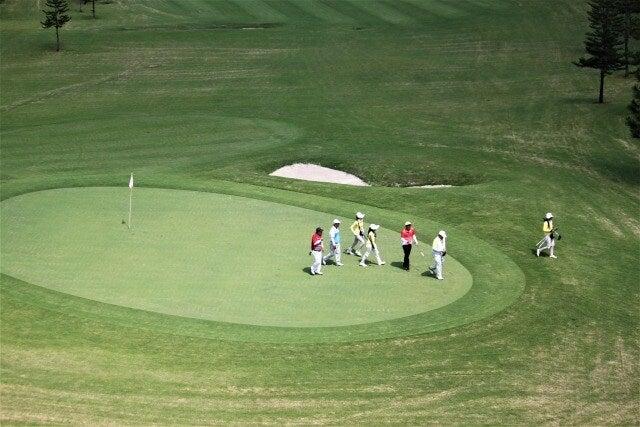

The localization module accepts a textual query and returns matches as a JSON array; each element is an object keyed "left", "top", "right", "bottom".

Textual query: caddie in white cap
[
  {"left": 346, "top": 212, "right": 366, "bottom": 256},
  {"left": 323, "top": 219, "right": 344, "bottom": 266},
  {"left": 428, "top": 230, "right": 447, "bottom": 280},
  {"left": 536, "top": 212, "right": 558, "bottom": 258},
  {"left": 359, "top": 224, "right": 386, "bottom": 267}
]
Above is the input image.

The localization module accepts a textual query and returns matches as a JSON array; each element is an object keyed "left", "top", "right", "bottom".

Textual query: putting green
[{"left": 1, "top": 187, "right": 471, "bottom": 328}]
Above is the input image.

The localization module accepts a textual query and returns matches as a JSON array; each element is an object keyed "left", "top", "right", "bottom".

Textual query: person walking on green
[
  {"left": 359, "top": 224, "right": 386, "bottom": 267},
  {"left": 346, "top": 212, "right": 366, "bottom": 256},
  {"left": 323, "top": 219, "right": 344, "bottom": 266},
  {"left": 400, "top": 221, "right": 418, "bottom": 271},
  {"left": 309, "top": 227, "right": 324, "bottom": 275},
  {"left": 428, "top": 230, "right": 447, "bottom": 280}
]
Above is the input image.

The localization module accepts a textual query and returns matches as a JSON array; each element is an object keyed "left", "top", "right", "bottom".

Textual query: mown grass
[{"left": 1, "top": 0, "right": 639, "bottom": 423}]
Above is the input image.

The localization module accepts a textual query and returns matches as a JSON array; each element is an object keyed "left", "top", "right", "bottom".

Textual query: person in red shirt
[
  {"left": 400, "top": 221, "right": 418, "bottom": 271},
  {"left": 309, "top": 227, "right": 324, "bottom": 275}
]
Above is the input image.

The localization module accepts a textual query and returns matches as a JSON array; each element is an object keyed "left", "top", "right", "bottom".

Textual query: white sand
[{"left": 270, "top": 163, "right": 370, "bottom": 186}]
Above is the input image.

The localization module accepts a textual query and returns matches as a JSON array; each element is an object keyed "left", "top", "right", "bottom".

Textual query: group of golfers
[
  {"left": 310, "top": 210, "right": 559, "bottom": 278},
  {"left": 309, "top": 211, "right": 448, "bottom": 279}
]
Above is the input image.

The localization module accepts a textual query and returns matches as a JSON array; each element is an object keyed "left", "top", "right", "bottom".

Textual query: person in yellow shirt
[
  {"left": 346, "top": 212, "right": 366, "bottom": 256},
  {"left": 536, "top": 212, "right": 557, "bottom": 258},
  {"left": 359, "top": 224, "right": 386, "bottom": 267}
]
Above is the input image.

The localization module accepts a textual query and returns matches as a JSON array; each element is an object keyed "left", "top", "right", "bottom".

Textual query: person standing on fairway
[
  {"left": 359, "top": 224, "right": 386, "bottom": 267},
  {"left": 400, "top": 221, "right": 418, "bottom": 271},
  {"left": 536, "top": 212, "right": 557, "bottom": 258},
  {"left": 323, "top": 219, "right": 344, "bottom": 266},
  {"left": 309, "top": 227, "right": 324, "bottom": 275},
  {"left": 429, "top": 230, "right": 447, "bottom": 280},
  {"left": 346, "top": 212, "right": 366, "bottom": 256}
]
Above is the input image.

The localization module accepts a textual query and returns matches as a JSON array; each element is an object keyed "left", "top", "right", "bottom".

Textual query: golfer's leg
[
  {"left": 314, "top": 251, "right": 323, "bottom": 273},
  {"left": 374, "top": 248, "right": 383, "bottom": 265},
  {"left": 403, "top": 245, "right": 410, "bottom": 269},
  {"left": 436, "top": 254, "right": 443, "bottom": 279},
  {"left": 360, "top": 248, "right": 370, "bottom": 265},
  {"left": 335, "top": 244, "right": 342, "bottom": 264}
]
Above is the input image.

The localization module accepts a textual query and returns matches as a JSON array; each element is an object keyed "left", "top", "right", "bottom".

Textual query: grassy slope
[{"left": 1, "top": 0, "right": 638, "bottom": 423}]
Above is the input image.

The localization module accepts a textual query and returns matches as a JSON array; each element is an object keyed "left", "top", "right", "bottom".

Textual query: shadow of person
[
  {"left": 421, "top": 268, "right": 436, "bottom": 277},
  {"left": 302, "top": 267, "right": 313, "bottom": 275},
  {"left": 390, "top": 261, "right": 406, "bottom": 270}
]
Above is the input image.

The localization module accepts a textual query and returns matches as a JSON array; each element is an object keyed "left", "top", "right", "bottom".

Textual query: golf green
[{"left": 1, "top": 187, "right": 472, "bottom": 329}]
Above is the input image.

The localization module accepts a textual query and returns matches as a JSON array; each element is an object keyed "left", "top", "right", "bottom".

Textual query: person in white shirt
[
  {"left": 429, "top": 230, "right": 447, "bottom": 280},
  {"left": 359, "top": 224, "right": 386, "bottom": 267},
  {"left": 323, "top": 219, "right": 344, "bottom": 266}
]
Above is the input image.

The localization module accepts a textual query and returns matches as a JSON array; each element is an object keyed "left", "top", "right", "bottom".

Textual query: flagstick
[{"left": 128, "top": 185, "right": 133, "bottom": 229}]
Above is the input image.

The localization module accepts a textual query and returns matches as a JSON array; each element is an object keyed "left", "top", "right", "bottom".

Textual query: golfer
[
  {"left": 346, "top": 212, "right": 366, "bottom": 256},
  {"left": 309, "top": 227, "right": 324, "bottom": 275},
  {"left": 359, "top": 224, "right": 386, "bottom": 267},
  {"left": 429, "top": 230, "right": 447, "bottom": 280},
  {"left": 323, "top": 219, "right": 344, "bottom": 266},
  {"left": 536, "top": 212, "right": 557, "bottom": 258},
  {"left": 400, "top": 221, "right": 418, "bottom": 270}
]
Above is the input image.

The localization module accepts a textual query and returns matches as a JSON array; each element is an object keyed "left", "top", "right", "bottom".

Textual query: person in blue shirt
[{"left": 323, "top": 219, "right": 344, "bottom": 266}]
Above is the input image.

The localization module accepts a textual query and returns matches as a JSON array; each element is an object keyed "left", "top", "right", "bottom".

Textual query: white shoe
[
  {"left": 359, "top": 262, "right": 367, "bottom": 267},
  {"left": 378, "top": 261, "right": 386, "bottom": 266},
  {"left": 536, "top": 249, "right": 540, "bottom": 257},
  {"left": 345, "top": 249, "right": 353, "bottom": 255},
  {"left": 550, "top": 254, "right": 557, "bottom": 259},
  {"left": 316, "top": 271, "right": 323, "bottom": 275},
  {"left": 310, "top": 270, "right": 316, "bottom": 275},
  {"left": 336, "top": 262, "right": 344, "bottom": 266},
  {"left": 437, "top": 277, "right": 444, "bottom": 280}
]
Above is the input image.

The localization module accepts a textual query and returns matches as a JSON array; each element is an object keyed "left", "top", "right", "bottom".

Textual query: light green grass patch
[{"left": 0, "top": 187, "right": 471, "bottom": 327}]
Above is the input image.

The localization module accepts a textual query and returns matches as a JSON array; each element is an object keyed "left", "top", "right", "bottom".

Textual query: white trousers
[
  {"left": 537, "top": 235, "right": 555, "bottom": 250},
  {"left": 323, "top": 244, "right": 341, "bottom": 264},
  {"left": 349, "top": 235, "right": 365, "bottom": 253},
  {"left": 431, "top": 250, "right": 444, "bottom": 279},
  {"left": 311, "top": 250, "right": 323, "bottom": 274},
  {"left": 360, "top": 246, "right": 383, "bottom": 265}
]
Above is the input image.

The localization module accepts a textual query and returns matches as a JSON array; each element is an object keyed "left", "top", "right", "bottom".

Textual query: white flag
[{"left": 128, "top": 173, "right": 134, "bottom": 189}]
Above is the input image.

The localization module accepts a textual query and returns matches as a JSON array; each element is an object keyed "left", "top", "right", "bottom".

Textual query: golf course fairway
[{"left": 1, "top": 186, "right": 522, "bottom": 342}]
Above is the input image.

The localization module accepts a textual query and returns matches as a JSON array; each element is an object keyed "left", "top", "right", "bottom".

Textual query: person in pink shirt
[
  {"left": 400, "top": 221, "right": 418, "bottom": 271},
  {"left": 309, "top": 227, "right": 324, "bottom": 275}
]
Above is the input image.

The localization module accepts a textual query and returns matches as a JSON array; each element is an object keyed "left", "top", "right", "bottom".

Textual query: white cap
[
  {"left": 404, "top": 221, "right": 412, "bottom": 226},
  {"left": 333, "top": 219, "right": 341, "bottom": 224},
  {"left": 545, "top": 212, "right": 554, "bottom": 219},
  {"left": 356, "top": 212, "right": 365, "bottom": 219},
  {"left": 438, "top": 230, "right": 447, "bottom": 238},
  {"left": 370, "top": 224, "right": 380, "bottom": 230}
]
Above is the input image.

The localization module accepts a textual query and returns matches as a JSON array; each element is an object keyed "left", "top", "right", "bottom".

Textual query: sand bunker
[{"left": 270, "top": 163, "right": 370, "bottom": 186}]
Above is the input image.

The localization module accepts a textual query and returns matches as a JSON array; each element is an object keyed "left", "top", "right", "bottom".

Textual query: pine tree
[
  {"left": 626, "top": 71, "right": 640, "bottom": 138},
  {"left": 617, "top": 0, "right": 640, "bottom": 77},
  {"left": 41, "top": 0, "right": 71, "bottom": 52},
  {"left": 574, "top": 0, "right": 624, "bottom": 103}
]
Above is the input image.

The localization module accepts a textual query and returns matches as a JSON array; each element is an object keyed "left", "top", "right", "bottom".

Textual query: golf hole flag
[{"left": 127, "top": 173, "right": 133, "bottom": 229}]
